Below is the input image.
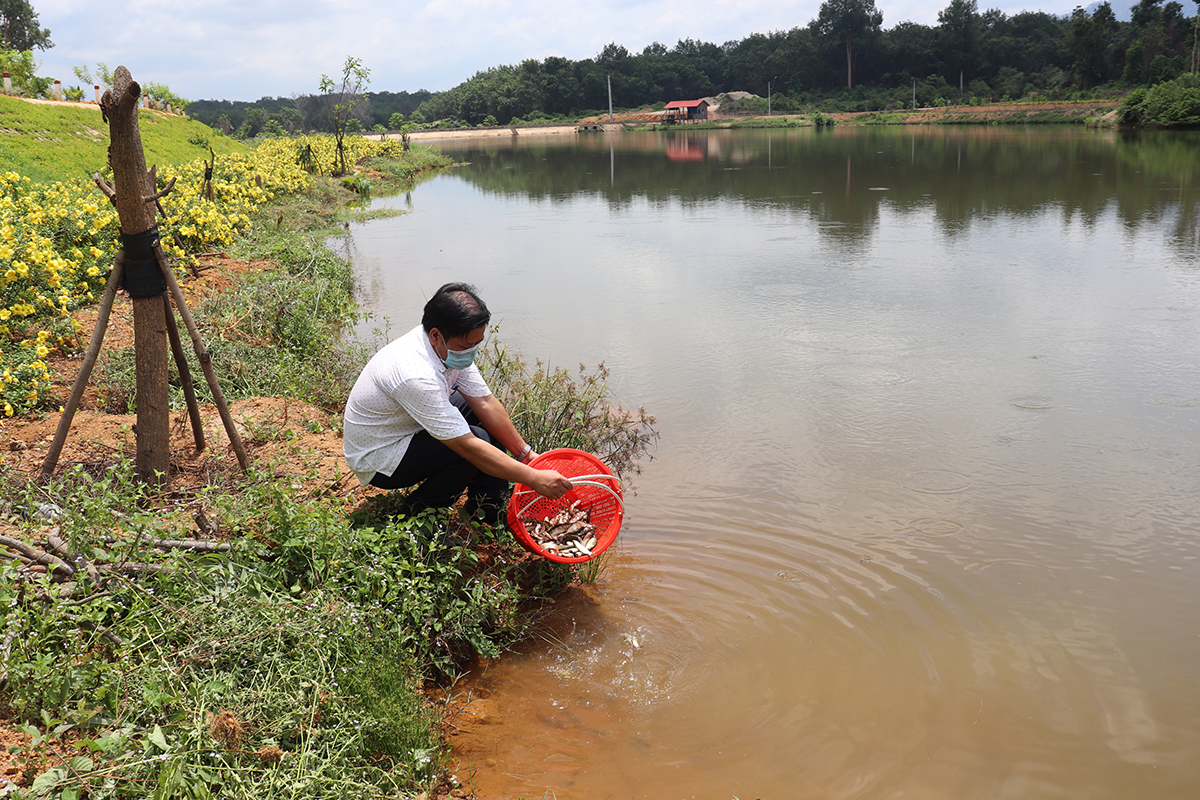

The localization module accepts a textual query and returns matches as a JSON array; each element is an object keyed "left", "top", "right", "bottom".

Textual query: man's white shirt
[{"left": 342, "top": 325, "right": 491, "bottom": 484}]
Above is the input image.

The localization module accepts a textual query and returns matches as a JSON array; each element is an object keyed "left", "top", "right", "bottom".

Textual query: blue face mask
[{"left": 443, "top": 342, "right": 479, "bottom": 370}]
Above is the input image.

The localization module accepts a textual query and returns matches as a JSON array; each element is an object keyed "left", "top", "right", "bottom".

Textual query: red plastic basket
[{"left": 507, "top": 448, "right": 624, "bottom": 564}]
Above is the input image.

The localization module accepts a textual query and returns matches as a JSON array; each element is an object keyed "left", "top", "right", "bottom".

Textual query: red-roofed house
[{"left": 663, "top": 100, "right": 709, "bottom": 123}]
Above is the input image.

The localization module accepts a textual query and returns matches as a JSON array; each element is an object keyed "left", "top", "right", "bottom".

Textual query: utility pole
[
  {"left": 607, "top": 74, "right": 613, "bottom": 123},
  {"left": 768, "top": 76, "right": 777, "bottom": 116}
]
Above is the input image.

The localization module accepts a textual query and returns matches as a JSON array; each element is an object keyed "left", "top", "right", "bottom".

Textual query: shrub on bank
[
  {"left": 0, "top": 172, "right": 118, "bottom": 416},
  {"left": 1119, "top": 75, "right": 1200, "bottom": 127}
]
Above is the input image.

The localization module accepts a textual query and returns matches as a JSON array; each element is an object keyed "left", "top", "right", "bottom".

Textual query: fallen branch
[
  {"left": 72, "top": 617, "right": 126, "bottom": 647},
  {"left": 0, "top": 535, "right": 76, "bottom": 577},
  {"left": 154, "top": 538, "right": 231, "bottom": 553},
  {"left": 97, "top": 562, "right": 174, "bottom": 577},
  {"left": 48, "top": 528, "right": 103, "bottom": 584}
]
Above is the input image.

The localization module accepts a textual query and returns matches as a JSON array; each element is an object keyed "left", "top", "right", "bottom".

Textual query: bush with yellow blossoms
[
  {"left": 154, "top": 135, "right": 410, "bottom": 256},
  {"left": 0, "top": 171, "right": 118, "bottom": 417},
  {"left": 1, "top": 134, "right": 431, "bottom": 418}
]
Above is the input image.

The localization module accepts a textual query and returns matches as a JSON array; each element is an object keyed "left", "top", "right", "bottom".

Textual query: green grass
[
  {"left": 0, "top": 468, "right": 461, "bottom": 798},
  {"left": 0, "top": 95, "right": 247, "bottom": 183}
]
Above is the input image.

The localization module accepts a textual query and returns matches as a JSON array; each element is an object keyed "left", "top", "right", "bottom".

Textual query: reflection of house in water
[
  {"left": 665, "top": 137, "right": 705, "bottom": 161},
  {"left": 663, "top": 99, "right": 709, "bottom": 124}
]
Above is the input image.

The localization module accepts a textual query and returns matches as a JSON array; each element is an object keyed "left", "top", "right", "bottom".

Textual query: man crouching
[{"left": 343, "top": 282, "right": 572, "bottom": 524}]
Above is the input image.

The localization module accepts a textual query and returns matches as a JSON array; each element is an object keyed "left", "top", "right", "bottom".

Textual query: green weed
[
  {"left": 0, "top": 462, "right": 523, "bottom": 798},
  {"left": 480, "top": 336, "right": 658, "bottom": 485}
]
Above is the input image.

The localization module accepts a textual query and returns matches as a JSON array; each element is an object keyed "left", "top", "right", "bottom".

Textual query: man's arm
[
  {"left": 441, "top": 431, "right": 573, "bottom": 499},
  {"left": 461, "top": 393, "right": 532, "bottom": 460},
  {"left": 453, "top": 393, "right": 573, "bottom": 498}
]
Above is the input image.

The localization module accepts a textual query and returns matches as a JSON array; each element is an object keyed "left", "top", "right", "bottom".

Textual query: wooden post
[
  {"left": 100, "top": 66, "right": 170, "bottom": 485},
  {"left": 40, "top": 256, "right": 126, "bottom": 479},
  {"left": 163, "top": 293, "right": 205, "bottom": 452}
]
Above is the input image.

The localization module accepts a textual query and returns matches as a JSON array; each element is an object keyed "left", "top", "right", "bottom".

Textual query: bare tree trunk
[
  {"left": 846, "top": 38, "right": 854, "bottom": 89},
  {"left": 101, "top": 66, "right": 170, "bottom": 485},
  {"left": 1193, "top": 11, "right": 1199, "bottom": 74}
]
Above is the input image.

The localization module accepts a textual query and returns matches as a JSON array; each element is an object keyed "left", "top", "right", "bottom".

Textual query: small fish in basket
[{"left": 522, "top": 500, "right": 599, "bottom": 558}]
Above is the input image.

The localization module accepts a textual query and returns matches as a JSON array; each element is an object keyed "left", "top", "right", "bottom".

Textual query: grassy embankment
[{"left": 0, "top": 97, "right": 657, "bottom": 799}]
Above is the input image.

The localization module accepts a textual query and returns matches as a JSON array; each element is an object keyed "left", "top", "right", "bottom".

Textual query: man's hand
[{"left": 527, "top": 468, "right": 573, "bottom": 499}]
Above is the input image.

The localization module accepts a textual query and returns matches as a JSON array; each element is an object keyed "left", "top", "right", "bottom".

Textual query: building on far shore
[{"left": 663, "top": 100, "right": 709, "bottom": 124}]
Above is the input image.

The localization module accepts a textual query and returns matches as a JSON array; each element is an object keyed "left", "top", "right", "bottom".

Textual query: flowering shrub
[
  {"left": 0, "top": 172, "right": 117, "bottom": 416},
  {"left": 0, "top": 134, "right": 433, "bottom": 419},
  {"left": 155, "top": 136, "right": 411, "bottom": 256},
  {"left": 256, "top": 134, "right": 412, "bottom": 178}
]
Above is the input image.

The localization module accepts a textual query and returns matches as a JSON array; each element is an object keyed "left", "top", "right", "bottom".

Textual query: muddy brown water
[{"left": 338, "top": 126, "right": 1200, "bottom": 799}]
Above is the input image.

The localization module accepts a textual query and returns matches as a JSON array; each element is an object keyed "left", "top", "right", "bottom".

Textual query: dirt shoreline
[
  {"left": 401, "top": 124, "right": 582, "bottom": 141},
  {"left": 391, "top": 100, "right": 1123, "bottom": 143}
]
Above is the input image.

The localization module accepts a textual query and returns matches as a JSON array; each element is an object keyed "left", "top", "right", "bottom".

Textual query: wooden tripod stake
[{"left": 40, "top": 65, "right": 248, "bottom": 484}]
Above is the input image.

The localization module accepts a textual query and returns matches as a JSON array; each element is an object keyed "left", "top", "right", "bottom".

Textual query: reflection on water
[{"left": 340, "top": 127, "right": 1200, "bottom": 799}]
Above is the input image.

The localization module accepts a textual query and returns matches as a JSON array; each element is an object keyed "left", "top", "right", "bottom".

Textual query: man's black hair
[{"left": 421, "top": 282, "right": 491, "bottom": 339}]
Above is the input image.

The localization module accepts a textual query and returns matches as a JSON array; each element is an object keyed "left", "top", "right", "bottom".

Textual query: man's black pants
[{"left": 367, "top": 393, "right": 509, "bottom": 524}]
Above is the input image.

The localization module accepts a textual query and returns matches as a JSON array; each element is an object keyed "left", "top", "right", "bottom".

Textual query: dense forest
[{"left": 184, "top": 0, "right": 1200, "bottom": 133}]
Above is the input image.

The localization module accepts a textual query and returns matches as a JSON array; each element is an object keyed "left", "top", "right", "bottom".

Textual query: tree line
[
  {"left": 184, "top": 90, "right": 434, "bottom": 139},
  {"left": 180, "top": 0, "right": 1197, "bottom": 134},
  {"left": 410, "top": 0, "right": 1198, "bottom": 126},
  {"left": 3, "top": 0, "right": 1198, "bottom": 131}
]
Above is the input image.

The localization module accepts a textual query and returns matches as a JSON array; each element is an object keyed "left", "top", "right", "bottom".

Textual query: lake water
[{"left": 340, "top": 126, "right": 1200, "bottom": 800}]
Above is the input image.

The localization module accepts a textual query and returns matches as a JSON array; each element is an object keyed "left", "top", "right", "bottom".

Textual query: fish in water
[{"left": 523, "top": 500, "right": 599, "bottom": 558}]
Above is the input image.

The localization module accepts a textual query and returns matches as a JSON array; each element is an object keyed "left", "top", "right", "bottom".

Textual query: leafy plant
[
  {"left": 480, "top": 336, "right": 658, "bottom": 484},
  {"left": 1119, "top": 74, "right": 1200, "bottom": 127},
  {"left": 142, "top": 81, "right": 191, "bottom": 111},
  {"left": 0, "top": 47, "right": 50, "bottom": 98},
  {"left": 71, "top": 62, "right": 114, "bottom": 93}
]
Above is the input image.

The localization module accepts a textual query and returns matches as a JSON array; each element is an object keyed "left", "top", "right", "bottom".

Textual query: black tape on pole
[{"left": 118, "top": 227, "right": 167, "bottom": 299}]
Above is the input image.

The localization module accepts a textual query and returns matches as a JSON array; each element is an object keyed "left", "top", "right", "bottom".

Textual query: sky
[{"left": 29, "top": 0, "right": 1112, "bottom": 103}]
